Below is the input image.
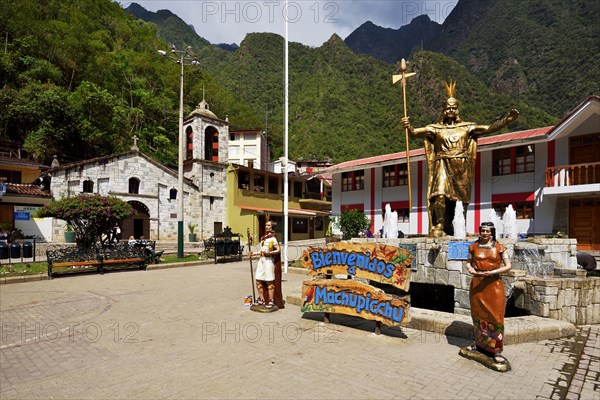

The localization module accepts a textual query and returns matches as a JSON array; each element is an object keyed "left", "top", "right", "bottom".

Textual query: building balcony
[{"left": 544, "top": 162, "right": 600, "bottom": 196}]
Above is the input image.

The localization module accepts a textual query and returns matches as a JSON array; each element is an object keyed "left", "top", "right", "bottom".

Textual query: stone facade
[
  {"left": 47, "top": 99, "right": 234, "bottom": 242},
  {"left": 353, "top": 237, "right": 597, "bottom": 325},
  {"left": 47, "top": 150, "right": 224, "bottom": 241}
]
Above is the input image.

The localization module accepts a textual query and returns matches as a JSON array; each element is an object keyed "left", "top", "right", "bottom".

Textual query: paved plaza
[{"left": 1, "top": 261, "right": 598, "bottom": 399}]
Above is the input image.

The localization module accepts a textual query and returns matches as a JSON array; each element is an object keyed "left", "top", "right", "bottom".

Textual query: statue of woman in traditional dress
[{"left": 462, "top": 221, "right": 512, "bottom": 371}]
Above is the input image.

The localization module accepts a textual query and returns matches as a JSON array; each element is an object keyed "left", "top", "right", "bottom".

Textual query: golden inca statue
[{"left": 401, "top": 81, "right": 519, "bottom": 237}]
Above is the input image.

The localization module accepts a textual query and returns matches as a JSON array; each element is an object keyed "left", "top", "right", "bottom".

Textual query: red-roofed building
[
  {"left": 0, "top": 141, "right": 52, "bottom": 239},
  {"left": 326, "top": 96, "right": 600, "bottom": 250}
]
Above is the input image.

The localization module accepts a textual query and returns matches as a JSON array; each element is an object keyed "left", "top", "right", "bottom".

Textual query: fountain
[
  {"left": 382, "top": 204, "right": 398, "bottom": 239},
  {"left": 488, "top": 209, "right": 502, "bottom": 238},
  {"left": 452, "top": 201, "right": 466, "bottom": 238},
  {"left": 502, "top": 204, "right": 518, "bottom": 239},
  {"left": 512, "top": 241, "right": 552, "bottom": 278}
]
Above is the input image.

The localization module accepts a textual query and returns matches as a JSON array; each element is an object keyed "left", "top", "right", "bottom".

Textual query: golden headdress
[{"left": 444, "top": 80, "right": 459, "bottom": 106}]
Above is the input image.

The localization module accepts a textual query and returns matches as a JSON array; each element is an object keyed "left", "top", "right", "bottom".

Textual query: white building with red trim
[{"left": 327, "top": 96, "right": 600, "bottom": 250}]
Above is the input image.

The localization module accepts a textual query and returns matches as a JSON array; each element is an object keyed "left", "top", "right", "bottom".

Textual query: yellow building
[{"left": 226, "top": 164, "right": 331, "bottom": 243}]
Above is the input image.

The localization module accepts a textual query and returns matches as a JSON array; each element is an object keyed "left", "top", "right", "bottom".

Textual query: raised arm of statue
[
  {"left": 401, "top": 117, "right": 434, "bottom": 138},
  {"left": 471, "top": 109, "right": 519, "bottom": 137}
]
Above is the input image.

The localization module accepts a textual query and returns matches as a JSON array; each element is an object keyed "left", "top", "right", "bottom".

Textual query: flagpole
[{"left": 283, "top": 0, "right": 289, "bottom": 273}]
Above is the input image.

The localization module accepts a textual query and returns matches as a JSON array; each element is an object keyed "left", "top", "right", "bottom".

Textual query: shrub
[
  {"left": 339, "top": 209, "right": 371, "bottom": 240},
  {"left": 36, "top": 194, "right": 134, "bottom": 248}
]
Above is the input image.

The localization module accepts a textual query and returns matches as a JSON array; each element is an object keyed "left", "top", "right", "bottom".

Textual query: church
[{"left": 44, "top": 98, "right": 242, "bottom": 241}]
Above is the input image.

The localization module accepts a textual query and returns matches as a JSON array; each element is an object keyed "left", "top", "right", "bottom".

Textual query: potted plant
[
  {"left": 188, "top": 222, "right": 198, "bottom": 242},
  {"left": 64, "top": 224, "right": 76, "bottom": 243}
]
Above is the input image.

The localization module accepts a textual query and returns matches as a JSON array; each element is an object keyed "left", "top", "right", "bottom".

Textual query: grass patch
[
  {"left": 0, "top": 254, "right": 205, "bottom": 277},
  {"left": 0, "top": 261, "right": 47, "bottom": 277},
  {"left": 160, "top": 254, "right": 202, "bottom": 263}
]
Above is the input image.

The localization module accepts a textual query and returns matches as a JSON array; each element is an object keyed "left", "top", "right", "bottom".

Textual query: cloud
[{"left": 120, "top": 1, "right": 457, "bottom": 47}]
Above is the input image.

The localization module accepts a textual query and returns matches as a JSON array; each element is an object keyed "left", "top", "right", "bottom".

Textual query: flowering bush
[{"left": 36, "top": 194, "right": 134, "bottom": 248}]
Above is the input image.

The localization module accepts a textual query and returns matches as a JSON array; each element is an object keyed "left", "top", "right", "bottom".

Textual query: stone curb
[{"left": 285, "top": 291, "right": 577, "bottom": 345}]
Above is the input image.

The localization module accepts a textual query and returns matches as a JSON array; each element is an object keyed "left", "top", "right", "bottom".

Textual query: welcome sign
[
  {"left": 301, "top": 242, "right": 412, "bottom": 291},
  {"left": 301, "top": 279, "right": 410, "bottom": 325},
  {"left": 301, "top": 243, "right": 412, "bottom": 327}
]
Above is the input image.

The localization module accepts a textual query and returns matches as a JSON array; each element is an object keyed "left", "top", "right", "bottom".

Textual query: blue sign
[
  {"left": 14, "top": 211, "right": 30, "bottom": 221},
  {"left": 448, "top": 241, "right": 475, "bottom": 260}
]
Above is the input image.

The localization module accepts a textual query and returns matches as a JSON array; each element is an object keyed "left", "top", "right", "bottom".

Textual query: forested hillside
[
  {"left": 129, "top": 4, "right": 556, "bottom": 162},
  {"left": 429, "top": 0, "right": 600, "bottom": 117},
  {"left": 343, "top": 0, "right": 600, "bottom": 118},
  {"left": 1, "top": 0, "right": 559, "bottom": 168}
]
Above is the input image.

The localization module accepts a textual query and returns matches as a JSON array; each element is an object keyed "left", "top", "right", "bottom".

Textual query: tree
[
  {"left": 339, "top": 209, "right": 371, "bottom": 240},
  {"left": 36, "top": 194, "right": 134, "bottom": 248}
]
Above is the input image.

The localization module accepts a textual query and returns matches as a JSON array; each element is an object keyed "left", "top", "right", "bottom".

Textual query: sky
[{"left": 119, "top": 0, "right": 458, "bottom": 47}]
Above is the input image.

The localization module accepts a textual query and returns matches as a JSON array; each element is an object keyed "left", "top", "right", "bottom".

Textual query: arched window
[
  {"left": 82, "top": 179, "right": 94, "bottom": 193},
  {"left": 169, "top": 188, "right": 177, "bottom": 200},
  {"left": 204, "top": 126, "right": 219, "bottom": 162},
  {"left": 129, "top": 177, "right": 140, "bottom": 194},
  {"left": 186, "top": 126, "right": 193, "bottom": 159}
]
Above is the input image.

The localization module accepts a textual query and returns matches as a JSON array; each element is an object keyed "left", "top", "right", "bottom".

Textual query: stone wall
[
  {"left": 354, "top": 237, "right": 595, "bottom": 325},
  {"left": 512, "top": 272, "right": 600, "bottom": 325}
]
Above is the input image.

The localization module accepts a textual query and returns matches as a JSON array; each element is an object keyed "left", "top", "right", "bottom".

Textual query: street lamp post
[{"left": 158, "top": 45, "right": 199, "bottom": 258}]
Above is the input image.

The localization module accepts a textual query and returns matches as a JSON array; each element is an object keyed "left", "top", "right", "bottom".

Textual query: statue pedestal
[
  {"left": 250, "top": 304, "right": 279, "bottom": 313},
  {"left": 459, "top": 346, "right": 511, "bottom": 372}
]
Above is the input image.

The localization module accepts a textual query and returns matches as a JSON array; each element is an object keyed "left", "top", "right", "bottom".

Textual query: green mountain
[
  {"left": 344, "top": 0, "right": 600, "bottom": 118},
  {"left": 345, "top": 16, "right": 441, "bottom": 64},
  {"left": 430, "top": 0, "right": 600, "bottom": 117},
  {"left": 130, "top": 5, "right": 556, "bottom": 162},
  {"left": 0, "top": 0, "right": 558, "bottom": 168}
]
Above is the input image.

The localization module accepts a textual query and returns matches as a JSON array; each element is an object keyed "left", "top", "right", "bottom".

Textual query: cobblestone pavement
[{"left": 1, "top": 261, "right": 598, "bottom": 399}]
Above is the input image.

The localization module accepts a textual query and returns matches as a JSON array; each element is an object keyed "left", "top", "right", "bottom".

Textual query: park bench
[{"left": 46, "top": 241, "right": 159, "bottom": 279}]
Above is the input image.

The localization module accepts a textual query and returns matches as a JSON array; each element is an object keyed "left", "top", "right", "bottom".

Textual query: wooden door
[
  {"left": 0, "top": 205, "right": 14, "bottom": 229},
  {"left": 569, "top": 197, "right": 600, "bottom": 250}
]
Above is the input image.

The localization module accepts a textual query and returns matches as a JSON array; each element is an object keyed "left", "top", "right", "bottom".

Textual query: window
[
  {"left": 229, "top": 146, "right": 240, "bottom": 158},
  {"left": 315, "top": 217, "right": 324, "bottom": 231},
  {"left": 186, "top": 126, "right": 193, "bottom": 159},
  {"left": 493, "top": 202, "right": 535, "bottom": 219},
  {"left": 515, "top": 145, "right": 535, "bottom": 173},
  {"left": 169, "top": 188, "right": 177, "bottom": 200},
  {"left": 493, "top": 145, "right": 535, "bottom": 176},
  {"left": 238, "top": 170, "right": 250, "bottom": 190},
  {"left": 254, "top": 173, "right": 264, "bottom": 192},
  {"left": 129, "top": 177, "right": 140, "bottom": 194},
  {"left": 341, "top": 170, "right": 364, "bottom": 191},
  {"left": 397, "top": 208, "right": 410, "bottom": 223},
  {"left": 294, "top": 181, "right": 303, "bottom": 197},
  {"left": 382, "top": 164, "right": 408, "bottom": 187},
  {"left": 82, "top": 179, "right": 94, "bottom": 193},
  {"left": 268, "top": 176, "right": 279, "bottom": 194},
  {"left": 0, "top": 169, "right": 21, "bottom": 184},
  {"left": 245, "top": 132, "right": 256, "bottom": 140},
  {"left": 292, "top": 218, "right": 308, "bottom": 233},
  {"left": 244, "top": 145, "right": 257, "bottom": 157}
]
